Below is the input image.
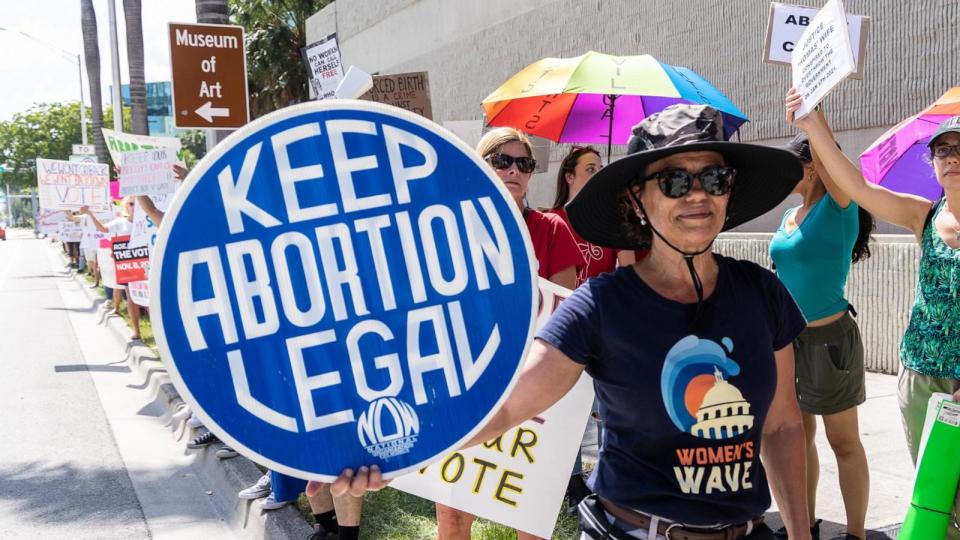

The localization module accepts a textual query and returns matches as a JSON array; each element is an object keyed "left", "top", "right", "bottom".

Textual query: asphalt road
[{"left": 0, "top": 229, "right": 234, "bottom": 539}]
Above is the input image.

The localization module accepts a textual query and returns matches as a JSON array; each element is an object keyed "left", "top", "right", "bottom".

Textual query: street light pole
[
  {"left": 77, "top": 55, "right": 88, "bottom": 144},
  {"left": 0, "top": 26, "right": 88, "bottom": 145},
  {"left": 107, "top": 0, "right": 123, "bottom": 132}
]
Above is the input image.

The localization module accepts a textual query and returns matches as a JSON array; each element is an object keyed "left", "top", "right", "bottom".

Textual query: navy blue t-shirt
[{"left": 537, "top": 255, "right": 805, "bottom": 525}]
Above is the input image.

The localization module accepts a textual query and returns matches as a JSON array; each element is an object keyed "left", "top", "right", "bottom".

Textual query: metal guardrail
[{"left": 715, "top": 234, "right": 919, "bottom": 375}]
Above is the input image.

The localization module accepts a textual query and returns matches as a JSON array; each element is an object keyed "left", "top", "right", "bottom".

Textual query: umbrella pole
[{"left": 606, "top": 94, "right": 617, "bottom": 164}]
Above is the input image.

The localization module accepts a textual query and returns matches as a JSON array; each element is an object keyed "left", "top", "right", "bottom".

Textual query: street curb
[{"left": 60, "top": 248, "right": 314, "bottom": 540}]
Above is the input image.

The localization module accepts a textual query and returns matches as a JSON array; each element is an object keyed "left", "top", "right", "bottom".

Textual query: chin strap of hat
[{"left": 636, "top": 199, "right": 714, "bottom": 329}]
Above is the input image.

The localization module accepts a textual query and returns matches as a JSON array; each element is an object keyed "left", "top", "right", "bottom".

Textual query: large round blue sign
[{"left": 152, "top": 101, "right": 537, "bottom": 480}]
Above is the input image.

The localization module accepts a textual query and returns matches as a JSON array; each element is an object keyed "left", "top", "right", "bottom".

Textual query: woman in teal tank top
[
  {"left": 787, "top": 90, "right": 960, "bottom": 540},
  {"left": 769, "top": 134, "right": 874, "bottom": 540}
]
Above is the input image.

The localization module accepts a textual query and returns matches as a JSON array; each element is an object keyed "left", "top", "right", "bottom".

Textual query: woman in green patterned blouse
[{"left": 787, "top": 88, "right": 960, "bottom": 540}]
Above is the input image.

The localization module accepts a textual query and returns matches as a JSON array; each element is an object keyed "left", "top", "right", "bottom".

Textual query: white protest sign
[
  {"left": 69, "top": 155, "right": 98, "bottom": 163},
  {"left": 391, "top": 279, "right": 595, "bottom": 539},
  {"left": 101, "top": 128, "right": 183, "bottom": 166},
  {"left": 303, "top": 33, "right": 344, "bottom": 100},
  {"left": 80, "top": 215, "right": 110, "bottom": 250},
  {"left": 36, "top": 158, "right": 110, "bottom": 211},
  {"left": 58, "top": 220, "right": 83, "bottom": 242},
  {"left": 128, "top": 193, "right": 173, "bottom": 249},
  {"left": 128, "top": 280, "right": 151, "bottom": 307},
  {"left": 119, "top": 148, "right": 176, "bottom": 197},
  {"left": 790, "top": 0, "right": 856, "bottom": 118},
  {"left": 764, "top": 2, "right": 869, "bottom": 79},
  {"left": 97, "top": 246, "right": 118, "bottom": 289},
  {"left": 37, "top": 210, "right": 68, "bottom": 236}
]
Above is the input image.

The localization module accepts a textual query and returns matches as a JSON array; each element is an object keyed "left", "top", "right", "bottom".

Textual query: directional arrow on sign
[{"left": 195, "top": 102, "right": 230, "bottom": 123}]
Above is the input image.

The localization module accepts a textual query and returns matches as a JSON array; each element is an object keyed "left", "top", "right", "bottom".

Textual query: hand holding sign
[{"left": 789, "top": 0, "right": 856, "bottom": 118}]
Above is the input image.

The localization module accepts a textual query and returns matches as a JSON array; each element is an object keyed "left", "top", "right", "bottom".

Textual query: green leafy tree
[
  {"left": 179, "top": 129, "right": 207, "bottom": 162},
  {"left": 229, "top": 0, "right": 332, "bottom": 117}
]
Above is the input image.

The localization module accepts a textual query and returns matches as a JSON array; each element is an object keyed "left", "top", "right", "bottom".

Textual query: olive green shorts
[{"left": 793, "top": 312, "right": 866, "bottom": 415}]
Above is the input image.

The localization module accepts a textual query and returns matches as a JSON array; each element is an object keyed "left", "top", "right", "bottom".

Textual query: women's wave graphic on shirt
[{"left": 661, "top": 335, "right": 755, "bottom": 440}]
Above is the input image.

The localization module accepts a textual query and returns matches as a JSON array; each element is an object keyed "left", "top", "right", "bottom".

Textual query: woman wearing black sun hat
[
  {"left": 320, "top": 103, "right": 811, "bottom": 540},
  {"left": 465, "top": 103, "right": 810, "bottom": 539}
]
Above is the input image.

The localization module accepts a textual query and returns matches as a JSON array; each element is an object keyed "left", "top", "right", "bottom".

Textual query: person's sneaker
[
  {"left": 215, "top": 446, "right": 238, "bottom": 460},
  {"left": 773, "top": 518, "right": 822, "bottom": 539},
  {"left": 186, "top": 414, "right": 204, "bottom": 429},
  {"left": 186, "top": 430, "right": 219, "bottom": 449},
  {"left": 260, "top": 493, "right": 291, "bottom": 510},
  {"left": 238, "top": 473, "right": 271, "bottom": 499}
]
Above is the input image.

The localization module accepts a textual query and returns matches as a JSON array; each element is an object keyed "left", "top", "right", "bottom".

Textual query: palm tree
[
  {"left": 196, "top": 0, "right": 229, "bottom": 24},
  {"left": 123, "top": 0, "right": 148, "bottom": 135},
  {"left": 195, "top": 0, "right": 229, "bottom": 146},
  {"left": 80, "top": 0, "right": 108, "bottom": 163}
]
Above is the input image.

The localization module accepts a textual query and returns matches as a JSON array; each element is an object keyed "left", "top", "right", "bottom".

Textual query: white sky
[{"left": 0, "top": 0, "right": 197, "bottom": 122}]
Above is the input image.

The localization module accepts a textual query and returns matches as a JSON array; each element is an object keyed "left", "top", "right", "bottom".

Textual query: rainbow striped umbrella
[
  {"left": 481, "top": 51, "right": 748, "bottom": 159},
  {"left": 859, "top": 88, "right": 960, "bottom": 200}
]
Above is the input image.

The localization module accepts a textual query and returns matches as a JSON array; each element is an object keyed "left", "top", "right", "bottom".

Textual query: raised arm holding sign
[{"left": 790, "top": 0, "right": 856, "bottom": 118}]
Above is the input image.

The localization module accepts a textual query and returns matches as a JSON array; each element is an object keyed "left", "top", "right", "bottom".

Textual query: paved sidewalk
[{"left": 581, "top": 372, "right": 912, "bottom": 539}]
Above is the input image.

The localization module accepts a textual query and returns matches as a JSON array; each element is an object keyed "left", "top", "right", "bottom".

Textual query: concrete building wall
[
  {"left": 307, "top": 0, "right": 957, "bottom": 232},
  {"left": 305, "top": 1, "right": 945, "bottom": 372},
  {"left": 716, "top": 234, "right": 919, "bottom": 375}
]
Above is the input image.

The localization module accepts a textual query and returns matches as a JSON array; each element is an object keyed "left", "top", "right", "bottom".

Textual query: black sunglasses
[
  {"left": 486, "top": 153, "right": 537, "bottom": 174},
  {"left": 642, "top": 165, "right": 736, "bottom": 198}
]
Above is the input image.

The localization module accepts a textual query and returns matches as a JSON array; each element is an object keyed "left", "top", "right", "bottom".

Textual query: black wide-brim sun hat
[{"left": 566, "top": 104, "right": 804, "bottom": 250}]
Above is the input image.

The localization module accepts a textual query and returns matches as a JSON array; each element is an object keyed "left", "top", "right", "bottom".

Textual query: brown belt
[{"left": 599, "top": 497, "right": 764, "bottom": 540}]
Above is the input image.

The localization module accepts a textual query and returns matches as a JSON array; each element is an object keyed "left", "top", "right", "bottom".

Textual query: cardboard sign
[
  {"left": 303, "top": 33, "right": 344, "bottom": 100},
  {"left": 168, "top": 22, "right": 250, "bottom": 129},
  {"left": 391, "top": 279, "right": 594, "bottom": 539},
  {"left": 764, "top": 2, "right": 869, "bottom": 79},
  {"left": 790, "top": 0, "right": 856, "bottom": 118},
  {"left": 119, "top": 148, "right": 176, "bottom": 197},
  {"left": 128, "top": 193, "right": 174, "bottom": 250},
  {"left": 129, "top": 280, "right": 151, "bottom": 307},
  {"left": 151, "top": 101, "right": 538, "bottom": 481},
  {"left": 361, "top": 72, "right": 433, "bottom": 120},
  {"left": 98, "top": 247, "right": 119, "bottom": 289},
  {"left": 58, "top": 220, "right": 83, "bottom": 243},
  {"left": 36, "top": 158, "right": 110, "bottom": 211},
  {"left": 102, "top": 128, "right": 183, "bottom": 166},
  {"left": 112, "top": 235, "right": 149, "bottom": 284}
]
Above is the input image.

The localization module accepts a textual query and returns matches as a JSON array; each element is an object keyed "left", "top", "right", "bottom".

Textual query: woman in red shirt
[
  {"left": 434, "top": 127, "right": 584, "bottom": 539},
  {"left": 551, "top": 146, "right": 641, "bottom": 286}
]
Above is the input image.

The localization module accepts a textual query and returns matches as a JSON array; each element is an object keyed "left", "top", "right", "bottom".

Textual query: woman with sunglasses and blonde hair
[{"left": 435, "top": 126, "right": 584, "bottom": 539}]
